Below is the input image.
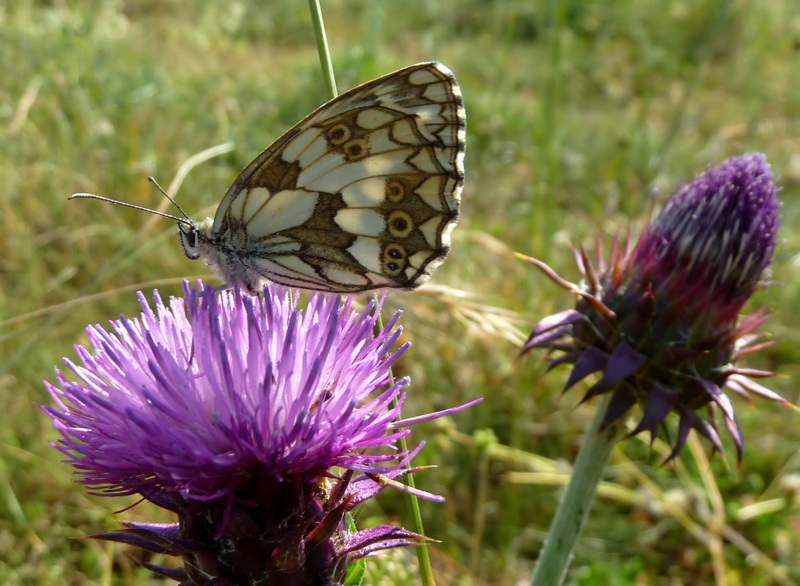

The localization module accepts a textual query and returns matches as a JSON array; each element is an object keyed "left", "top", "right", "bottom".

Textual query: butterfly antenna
[
  {"left": 148, "top": 176, "right": 193, "bottom": 221},
  {"left": 68, "top": 193, "right": 191, "bottom": 226}
]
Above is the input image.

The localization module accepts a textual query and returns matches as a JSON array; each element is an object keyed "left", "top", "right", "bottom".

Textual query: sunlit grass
[{"left": 2, "top": 0, "right": 799, "bottom": 583}]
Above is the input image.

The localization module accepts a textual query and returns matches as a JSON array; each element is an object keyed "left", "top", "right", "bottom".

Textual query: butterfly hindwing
[{"left": 197, "top": 62, "right": 465, "bottom": 293}]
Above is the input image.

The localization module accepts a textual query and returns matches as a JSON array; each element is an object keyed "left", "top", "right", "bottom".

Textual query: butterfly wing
[{"left": 206, "top": 61, "right": 465, "bottom": 293}]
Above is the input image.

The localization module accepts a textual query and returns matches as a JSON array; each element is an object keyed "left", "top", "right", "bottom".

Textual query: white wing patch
[
  {"left": 347, "top": 238, "right": 383, "bottom": 273},
  {"left": 356, "top": 108, "right": 397, "bottom": 129},
  {"left": 244, "top": 189, "right": 318, "bottom": 236},
  {"left": 334, "top": 209, "right": 385, "bottom": 237},
  {"left": 340, "top": 177, "right": 386, "bottom": 207},
  {"left": 281, "top": 127, "right": 323, "bottom": 162}
]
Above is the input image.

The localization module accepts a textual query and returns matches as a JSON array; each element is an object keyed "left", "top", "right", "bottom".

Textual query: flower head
[
  {"left": 44, "top": 282, "right": 475, "bottom": 584},
  {"left": 521, "top": 154, "right": 791, "bottom": 463}
]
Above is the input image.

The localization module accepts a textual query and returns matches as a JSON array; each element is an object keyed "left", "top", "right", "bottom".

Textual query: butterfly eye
[{"left": 179, "top": 225, "right": 201, "bottom": 260}]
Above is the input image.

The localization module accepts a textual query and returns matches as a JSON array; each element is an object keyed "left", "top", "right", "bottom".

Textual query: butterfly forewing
[{"left": 203, "top": 62, "right": 465, "bottom": 293}]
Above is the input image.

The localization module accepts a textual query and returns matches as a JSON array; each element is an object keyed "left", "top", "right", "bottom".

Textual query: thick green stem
[{"left": 531, "top": 395, "right": 618, "bottom": 586}]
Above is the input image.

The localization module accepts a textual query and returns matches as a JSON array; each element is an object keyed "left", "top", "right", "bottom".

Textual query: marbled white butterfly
[{"left": 71, "top": 62, "right": 465, "bottom": 293}]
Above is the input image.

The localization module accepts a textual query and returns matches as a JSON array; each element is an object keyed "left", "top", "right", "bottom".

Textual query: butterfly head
[
  {"left": 176, "top": 216, "right": 264, "bottom": 292},
  {"left": 178, "top": 218, "right": 214, "bottom": 261}
]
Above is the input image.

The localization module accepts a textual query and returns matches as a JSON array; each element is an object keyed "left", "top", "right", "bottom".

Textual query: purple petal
[
  {"left": 626, "top": 382, "right": 677, "bottom": 443},
  {"left": 521, "top": 310, "right": 584, "bottom": 354},
  {"left": 564, "top": 346, "right": 609, "bottom": 392},
  {"left": 600, "top": 383, "right": 638, "bottom": 430},
  {"left": 583, "top": 342, "right": 645, "bottom": 398},
  {"left": 726, "top": 374, "right": 795, "bottom": 406},
  {"left": 340, "top": 526, "right": 427, "bottom": 558}
]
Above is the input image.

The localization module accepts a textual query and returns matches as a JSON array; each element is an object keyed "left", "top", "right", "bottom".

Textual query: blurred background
[{"left": 2, "top": 1, "right": 799, "bottom": 584}]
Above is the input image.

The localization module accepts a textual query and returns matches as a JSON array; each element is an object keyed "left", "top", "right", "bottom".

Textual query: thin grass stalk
[{"left": 305, "top": 2, "right": 434, "bottom": 583}]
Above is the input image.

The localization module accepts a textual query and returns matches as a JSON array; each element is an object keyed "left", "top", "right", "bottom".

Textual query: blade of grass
[{"left": 306, "top": 2, "right": 434, "bottom": 583}]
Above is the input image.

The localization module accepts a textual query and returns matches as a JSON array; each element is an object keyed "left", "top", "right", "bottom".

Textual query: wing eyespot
[
  {"left": 342, "top": 138, "right": 370, "bottom": 161},
  {"left": 385, "top": 179, "right": 406, "bottom": 202},
  {"left": 382, "top": 244, "right": 408, "bottom": 277},
  {"left": 326, "top": 123, "right": 351, "bottom": 145},
  {"left": 387, "top": 210, "right": 414, "bottom": 238}
]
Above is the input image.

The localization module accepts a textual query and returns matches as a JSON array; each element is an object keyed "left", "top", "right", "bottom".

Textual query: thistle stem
[{"left": 530, "top": 394, "right": 618, "bottom": 586}]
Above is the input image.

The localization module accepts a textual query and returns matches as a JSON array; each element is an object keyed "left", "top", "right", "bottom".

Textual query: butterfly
[{"left": 71, "top": 62, "right": 465, "bottom": 294}]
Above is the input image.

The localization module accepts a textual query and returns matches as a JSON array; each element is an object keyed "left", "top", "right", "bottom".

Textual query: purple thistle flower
[
  {"left": 521, "top": 154, "right": 793, "bottom": 464},
  {"left": 44, "top": 282, "right": 477, "bottom": 585}
]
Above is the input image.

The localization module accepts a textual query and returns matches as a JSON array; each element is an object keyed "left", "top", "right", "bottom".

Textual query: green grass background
[{"left": 3, "top": 0, "right": 800, "bottom": 584}]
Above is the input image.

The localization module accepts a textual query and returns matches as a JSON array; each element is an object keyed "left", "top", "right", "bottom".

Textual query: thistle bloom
[
  {"left": 44, "top": 282, "right": 476, "bottom": 585},
  {"left": 521, "top": 154, "right": 790, "bottom": 463}
]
